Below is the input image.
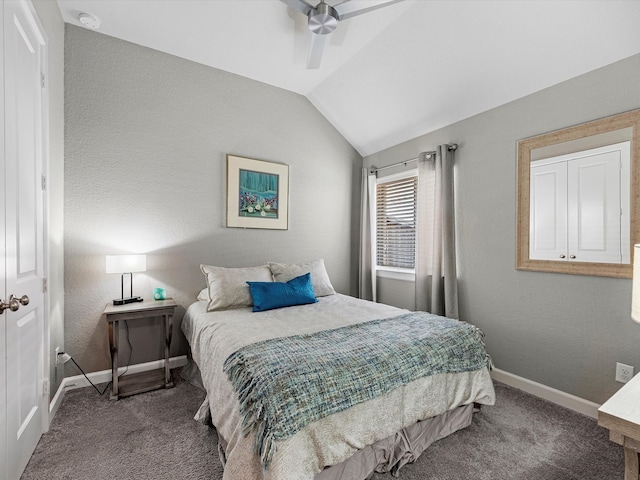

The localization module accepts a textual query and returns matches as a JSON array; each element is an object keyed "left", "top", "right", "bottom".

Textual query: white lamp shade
[
  {"left": 106, "top": 254, "right": 146, "bottom": 274},
  {"left": 632, "top": 245, "right": 640, "bottom": 324}
]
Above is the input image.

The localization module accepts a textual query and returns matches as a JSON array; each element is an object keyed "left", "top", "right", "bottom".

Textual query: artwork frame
[{"left": 226, "top": 155, "right": 289, "bottom": 230}]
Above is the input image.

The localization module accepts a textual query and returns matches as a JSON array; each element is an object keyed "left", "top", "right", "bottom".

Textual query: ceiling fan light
[{"left": 308, "top": 2, "right": 338, "bottom": 35}]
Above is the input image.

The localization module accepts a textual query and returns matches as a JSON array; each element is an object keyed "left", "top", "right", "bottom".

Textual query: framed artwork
[{"left": 226, "top": 155, "right": 289, "bottom": 230}]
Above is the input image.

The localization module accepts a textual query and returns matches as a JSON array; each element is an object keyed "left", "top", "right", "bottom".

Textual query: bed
[{"left": 181, "top": 260, "right": 495, "bottom": 480}]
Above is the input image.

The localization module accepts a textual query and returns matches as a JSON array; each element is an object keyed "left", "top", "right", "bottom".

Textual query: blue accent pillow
[{"left": 247, "top": 273, "right": 318, "bottom": 312}]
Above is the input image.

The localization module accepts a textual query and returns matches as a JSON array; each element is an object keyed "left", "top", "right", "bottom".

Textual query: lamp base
[{"left": 113, "top": 296, "right": 144, "bottom": 306}]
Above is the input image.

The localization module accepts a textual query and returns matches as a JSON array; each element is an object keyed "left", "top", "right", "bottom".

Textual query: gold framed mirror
[{"left": 516, "top": 109, "right": 640, "bottom": 278}]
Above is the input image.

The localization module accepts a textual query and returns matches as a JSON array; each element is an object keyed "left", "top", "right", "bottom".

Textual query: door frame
[
  {"left": 0, "top": 3, "right": 7, "bottom": 479},
  {"left": 24, "top": 0, "right": 52, "bottom": 434},
  {"left": 35, "top": 0, "right": 52, "bottom": 435}
]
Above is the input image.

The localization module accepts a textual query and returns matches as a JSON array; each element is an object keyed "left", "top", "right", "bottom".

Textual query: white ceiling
[{"left": 57, "top": 0, "right": 640, "bottom": 157}]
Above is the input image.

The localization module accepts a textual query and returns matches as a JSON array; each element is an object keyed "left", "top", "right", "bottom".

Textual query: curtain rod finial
[{"left": 448, "top": 144, "right": 458, "bottom": 151}]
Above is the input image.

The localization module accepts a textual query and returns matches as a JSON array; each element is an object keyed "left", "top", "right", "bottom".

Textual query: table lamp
[
  {"left": 106, "top": 254, "right": 146, "bottom": 305},
  {"left": 632, "top": 245, "right": 640, "bottom": 324}
]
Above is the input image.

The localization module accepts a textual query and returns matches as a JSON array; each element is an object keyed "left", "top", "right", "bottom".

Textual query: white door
[
  {"left": 2, "top": 1, "right": 48, "bottom": 479},
  {"left": 529, "top": 141, "right": 630, "bottom": 265},
  {"left": 529, "top": 160, "right": 568, "bottom": 261},
  {"left": 567, "top": 144, "right": 629, "bottom": 264}
]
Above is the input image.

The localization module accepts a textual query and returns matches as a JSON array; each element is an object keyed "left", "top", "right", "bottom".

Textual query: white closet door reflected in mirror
[{"left": 529, "top": 141, "right": 630, "bottom": 264}]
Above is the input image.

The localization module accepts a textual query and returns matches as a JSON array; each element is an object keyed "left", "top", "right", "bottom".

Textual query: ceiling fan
[{"left": 280, "top": 0, "right": 405, "bottom": 69}]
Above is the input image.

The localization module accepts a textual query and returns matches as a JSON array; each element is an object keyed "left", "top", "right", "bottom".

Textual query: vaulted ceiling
[{"left": 57, "top": 0, "right": 640, "bottom": 156}]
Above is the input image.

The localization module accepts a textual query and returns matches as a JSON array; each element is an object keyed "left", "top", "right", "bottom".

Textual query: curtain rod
[{"left": 369, "top": 144, "right": 458, "bottom": 174}]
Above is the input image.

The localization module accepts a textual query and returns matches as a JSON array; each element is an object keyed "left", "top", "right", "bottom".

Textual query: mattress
[{"left": 182, "top": 293, "right": 495, "bottom": 480}]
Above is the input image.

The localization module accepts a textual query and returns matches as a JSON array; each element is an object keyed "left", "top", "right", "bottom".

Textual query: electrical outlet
[
  {"left": 616, "top": 362, "right": 634, "bottom": 383},
  {"left": 58, "top": 352, "right": 72, "bottom": 364}
]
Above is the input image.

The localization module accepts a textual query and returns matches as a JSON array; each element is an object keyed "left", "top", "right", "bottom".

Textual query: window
[{"left": 376, "top": 172, "right": 418, "bottom": 270}]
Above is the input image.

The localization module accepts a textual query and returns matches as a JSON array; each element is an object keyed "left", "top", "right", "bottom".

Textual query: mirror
[{"left": 516, "top": 109, "right": 640, "bottom": 278}]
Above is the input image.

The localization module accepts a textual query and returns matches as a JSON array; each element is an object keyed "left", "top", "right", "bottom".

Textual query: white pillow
[
  {"left": 197, "top": 288, "right": 209, "bottom": 301},
  {"left": 268, "top": 259, "right": 336, "bottom": 297},
  {"left": 200, "top": 264, "right": 273, "bottom": 311}
]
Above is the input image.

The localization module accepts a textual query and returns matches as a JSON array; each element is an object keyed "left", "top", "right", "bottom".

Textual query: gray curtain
[
  {"left": 359, "top": 167, "right": 377, "bottom": 301},
  {"left": 415, "top": 145, "right": 459, "bottom": 318}
]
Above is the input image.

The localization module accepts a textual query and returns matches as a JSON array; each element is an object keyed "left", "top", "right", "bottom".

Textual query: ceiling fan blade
[
  {"left": 334, "top": 0, "right": 405, "bottom": 20},
  {"left": 307, "top": 32, "right": 328, "bottom": 69},
  {"left": 280, "top": 0, "right": 315, "bottom": 16}
]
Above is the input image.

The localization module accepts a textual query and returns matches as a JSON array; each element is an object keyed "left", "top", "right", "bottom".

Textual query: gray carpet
[{"left": 22, "top": 372, "right": 624, "bottom": 480}]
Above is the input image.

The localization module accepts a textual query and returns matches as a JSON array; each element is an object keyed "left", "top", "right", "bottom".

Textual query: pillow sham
[
  {"left": 200, "top": 264, "right": 273, "bottom": 311},
  {"left": 268, "top": 259, "right": 336, "bottom": 297},
  {"left": 247, "top": 273, "right": 318, "bottom": 312}
]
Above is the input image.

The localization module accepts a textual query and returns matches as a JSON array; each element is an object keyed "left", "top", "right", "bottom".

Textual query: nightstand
[
  {"left": 598, "top": 372, "right": 640, "bottom": 480},
  {"left": 103, "top": 298, "right": 177, "bottom": 400}
]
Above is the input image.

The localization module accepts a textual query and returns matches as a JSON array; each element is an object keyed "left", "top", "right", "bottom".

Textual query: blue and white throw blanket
[{"left": 223, "top": 311, "right": 492, "bottom": 468}]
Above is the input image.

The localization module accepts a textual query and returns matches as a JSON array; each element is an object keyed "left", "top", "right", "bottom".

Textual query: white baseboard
[
  {"left": 49, "top": 355, "right": 188, "bottom": 421},
  {"left": 49, "top": 375, "right": 66, "bottom": 420},
  {"left": 491, "top": 368, "right": 600, "bottom": 419}
]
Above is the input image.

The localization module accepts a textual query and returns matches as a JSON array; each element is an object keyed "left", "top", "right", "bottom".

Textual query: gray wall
[
  {"left": 365, "top": 53, "right": 640, "bottom": 404},
  {"left": 32, "top": 0, "right": 65, "bottom": 397},
  {"left": 64, "top": 25, "right": 361, "bottom": 374},
  {"left": 378, "top": 276, "right": 415, "bottom": 311},
  {"left": 62, "top": 18, "right": 640, "bottom": 404}
]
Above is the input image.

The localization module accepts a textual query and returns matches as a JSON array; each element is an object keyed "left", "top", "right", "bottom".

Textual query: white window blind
[{"left": 376, "top": 175, "right": 418, "bottom": 269}]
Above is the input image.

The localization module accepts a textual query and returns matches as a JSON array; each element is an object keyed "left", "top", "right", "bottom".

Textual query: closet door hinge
[
  {"left": 41, "top": 73, "right": 45, "bottom": 88},
  {"left": 43, "top": 278, "right": 48, "bottom": 293},
  {"left": 41, "top": 175, "right": 46, "bottom": 191}
]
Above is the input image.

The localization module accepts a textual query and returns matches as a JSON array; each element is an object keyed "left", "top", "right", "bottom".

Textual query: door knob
[
  {"left": 0, "top": 295, "right": 20, "bottom": 314},
  {"left": 0, "top": 294, "right": 29, "bottom": 314}
]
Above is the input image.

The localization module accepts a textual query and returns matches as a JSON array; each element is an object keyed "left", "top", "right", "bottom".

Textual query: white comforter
[{"left": 182, "top": 294, "right": 495, "bottom": 480}]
